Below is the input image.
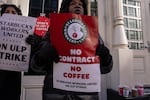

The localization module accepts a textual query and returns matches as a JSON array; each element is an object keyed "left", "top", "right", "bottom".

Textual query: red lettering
[
  {"left": 68, "top": 73, "right": 72, "bottom": 78},
  {"left": 73, "top": 74, "right": 76, "bottom": 78},
  {"left": 64, "top": 72, "right": 67, "bottom": 77},
  {"left": 63, "top": 73, "right": 90, "bottom": 79},
  {"left": 70, "top": 66, "right": 81, "bottom": 72},
  {"left": 70, "top": 66, "right": 76, "bottom": 71}
]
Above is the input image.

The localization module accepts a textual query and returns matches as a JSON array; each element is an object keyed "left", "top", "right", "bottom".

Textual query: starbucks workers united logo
[{"left": 63, "top": 19, "right": 87, "bottom": 44}]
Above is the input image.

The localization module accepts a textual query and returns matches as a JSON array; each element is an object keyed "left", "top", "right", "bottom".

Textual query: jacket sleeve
[
  {"left": 30, "top": 32, "right": 59, "bottom": 72},
  {"left": 30, "top": 50, "right": 47, "bottom": 73},
  {"left": 96, "top": 35, "right": 113, "bottom": 74},
  {"left": 30, "top": 40, "right": 50, "bottom": 73}
]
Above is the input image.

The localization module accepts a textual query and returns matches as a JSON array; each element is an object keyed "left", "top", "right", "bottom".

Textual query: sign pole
[{"left": 41, "top": 0, "right": 45, "bottom": 16}]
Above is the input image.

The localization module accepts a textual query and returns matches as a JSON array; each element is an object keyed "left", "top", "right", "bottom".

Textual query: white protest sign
[
  {"left": 0, "top": 14, "right": 36, "bottom": 72},
  {"left": 53, "top": 63, "right": 101, "bottom": 92}
]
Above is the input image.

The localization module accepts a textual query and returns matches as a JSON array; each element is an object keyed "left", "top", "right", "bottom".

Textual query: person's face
[
  {"left": 4, "top": 7, "right": 17, "bottom": 14},
  {"left": 68, "top": 0, "right": 84, "bottom": 15}
]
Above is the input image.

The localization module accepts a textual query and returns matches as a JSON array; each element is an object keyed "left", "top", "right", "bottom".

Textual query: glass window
[
  {"left": 135, "top": 31, "right": 138, "bottom": 40},
  {"left": 137, "top": 20, "right": 141, "bottom": 29},
  {"left": 91, "top": 0, "right": 97, "bottom": 16},
  {"left": 124, "top": 18, "right": 128, "bottom": 27},
  {"left": 137, "top": 8, "right": 141, "bottom": 17},
  {"left": 139, "top": 31, "right": 143, "bottom": 40},
  {"left": 123, "top": 0, "right": 143, "bottom": 50},
  {"left": 128, "top": 35, "right": 144, "bottom": 49},
  {"left": 128, "top": 18, "right": 137, "bottom": 28},
  {"left": 29, "top": 0, "right": 58, "bottom": 17},
  {"left": 128, "top": 0, "right": 136, "bottom": 6},
  {"left": 30, "top": 0, "right": 42, "bottom": 7},
  {"left": 126, "top": 30, "right": 129, "bottom": 39},
  {"left": 128, "top": 7, "right": 136, "bottom": 17},
  {"left": 123, "top": 0, "right": 127, "bottom": 4},
  {"left": 131, "top": 42, "right": 138, "bottom": 49},
  {"left": 129, "top": 30, "right": 136, "bottom": 40},
  {"left": 123, "top": 6, "right": 127, "bottom": 16}
]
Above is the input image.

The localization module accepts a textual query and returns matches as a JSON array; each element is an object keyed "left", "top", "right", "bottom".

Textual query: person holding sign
[
  {"left": 31, "top": 0, "right": 113, "bottom": 100},
  {"left": 0, "top": 4, "right": 22, "bottom": 15},
  {"left": 0, "top": 4, "right": 22, "bottom": 100}
]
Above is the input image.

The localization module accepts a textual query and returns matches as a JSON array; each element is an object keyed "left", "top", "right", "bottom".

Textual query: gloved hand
[
  {"left": 37, "top": 41, "right": 60, "bottom": 64},
  {"left": 26, "top": 34, "right": 42, "bottom": 46}
]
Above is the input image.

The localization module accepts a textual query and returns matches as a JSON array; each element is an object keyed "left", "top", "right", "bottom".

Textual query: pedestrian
[
  {"left": 0, "top": 4, "right": 22, "bottom": 100},
  {"left": 31, "top": 0, "right": 113, "bottom": 100}
]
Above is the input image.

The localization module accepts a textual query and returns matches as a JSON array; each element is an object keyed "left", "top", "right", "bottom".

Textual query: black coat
[
  {"left": 31, "top": 32, "right": 113, "bottom": 100},
  {"left": 0, "top": 70, "right": 21, "bottom": 100}
]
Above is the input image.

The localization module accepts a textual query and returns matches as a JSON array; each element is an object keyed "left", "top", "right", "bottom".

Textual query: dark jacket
[
  {"left": 31, "top": 31, "right": 113, "bottom": 100},
  {"left": 0, "top": 70, "right": 21, "bottom": 100},
  {"left": 0, "top": 4, "right": 22, "bottom": 100}
]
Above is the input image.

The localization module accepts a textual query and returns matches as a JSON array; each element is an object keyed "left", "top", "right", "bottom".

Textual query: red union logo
[{"left": 63, "top": 19, "right": 87, "bottom": 44}]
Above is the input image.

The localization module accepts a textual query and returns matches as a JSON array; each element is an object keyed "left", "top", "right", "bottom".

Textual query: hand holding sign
[
  {"left": 36, "top": 41, "right": 60, "bottom": 65},
  {"left": 50, "top": 13, "right": 101, "bottom": 92},
  {"left": 0, "top": 14, "right": 36, "bottom": 72}
]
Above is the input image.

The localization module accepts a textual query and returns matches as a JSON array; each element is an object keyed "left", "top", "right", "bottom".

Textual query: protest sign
[
  {"left": 0, "top": 14, "right": 36, "bottom": 72},
  {"left": 50, "top": 13, "right": 101, "bottom": 92},
  {"left": 34, "top": 16, "right": 50, "bottom": 36}
]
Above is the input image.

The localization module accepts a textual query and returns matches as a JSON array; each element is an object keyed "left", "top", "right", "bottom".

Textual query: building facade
[{"left": 0, "top": 0, "right": 150, "bottom": 100}]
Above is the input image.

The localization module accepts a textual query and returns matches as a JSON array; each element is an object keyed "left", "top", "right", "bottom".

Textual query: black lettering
[
  {"left": 0, "top": 52, "right": 27, "bottom": 62},
  {"left": 3, "top": 31, "right": 23, "bottom": 38},
  {"left": 22, "top": 55, "right": 27, "bottom": 62},
  {"left": 5, "top": 53, "right": 11, "bottom": 60},
  {"left": 14, "top": 54, "right": 20, "bottom": 61},
  {"left": 0, "top": 43, "right": 7, "bottom": 50},
  {"left": 0, "top": 52, "right": 5, "bottom": 58},
  {"left": 22, "top": 46, "right": 27, "bottom": 52},
  {"left": 10, "top": 45, "right": 16, "bottom": 51}
]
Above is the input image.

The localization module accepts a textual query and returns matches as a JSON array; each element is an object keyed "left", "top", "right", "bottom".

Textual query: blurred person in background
[{"left": 0, "top": 4, "right": 22, "bottom": 100}]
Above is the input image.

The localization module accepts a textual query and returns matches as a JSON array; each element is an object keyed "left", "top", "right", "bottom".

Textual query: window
[
  {"left": 123, "top": 6, "right": 128, "bottom": 16},
  {"left": 128, "top": 18, "right": 137, "bottom": 28},
  {"left": 123, "top": 0, "right": 127, "bottom": 4},
  {"left": 124, "top": 18, "right": 128, "bottom": 27},
  {"left": 128, "top": 7, "right": 136, "bottom": 17},
  {"left": 91, "top": 0, "right": 97, "bottom": 16},
  {"left": 29, "top": 0, "right": 58, "bottom": 17},
  {"left": 128, "top": 0, "right": 136, "bottom": 6},
  {"left": 123, "top": 0, "right": 144, "bottom": 49}
]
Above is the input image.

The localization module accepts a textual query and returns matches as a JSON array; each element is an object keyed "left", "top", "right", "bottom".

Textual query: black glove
[
  {"left": 26, "top": 34, "right": 43, "bottom": 55},
  {"left": 36, "top": 41, "right": 60, "bottom": 65},
  {"left": 26, "top": 34, "right": 42, "bottom": 46}
]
